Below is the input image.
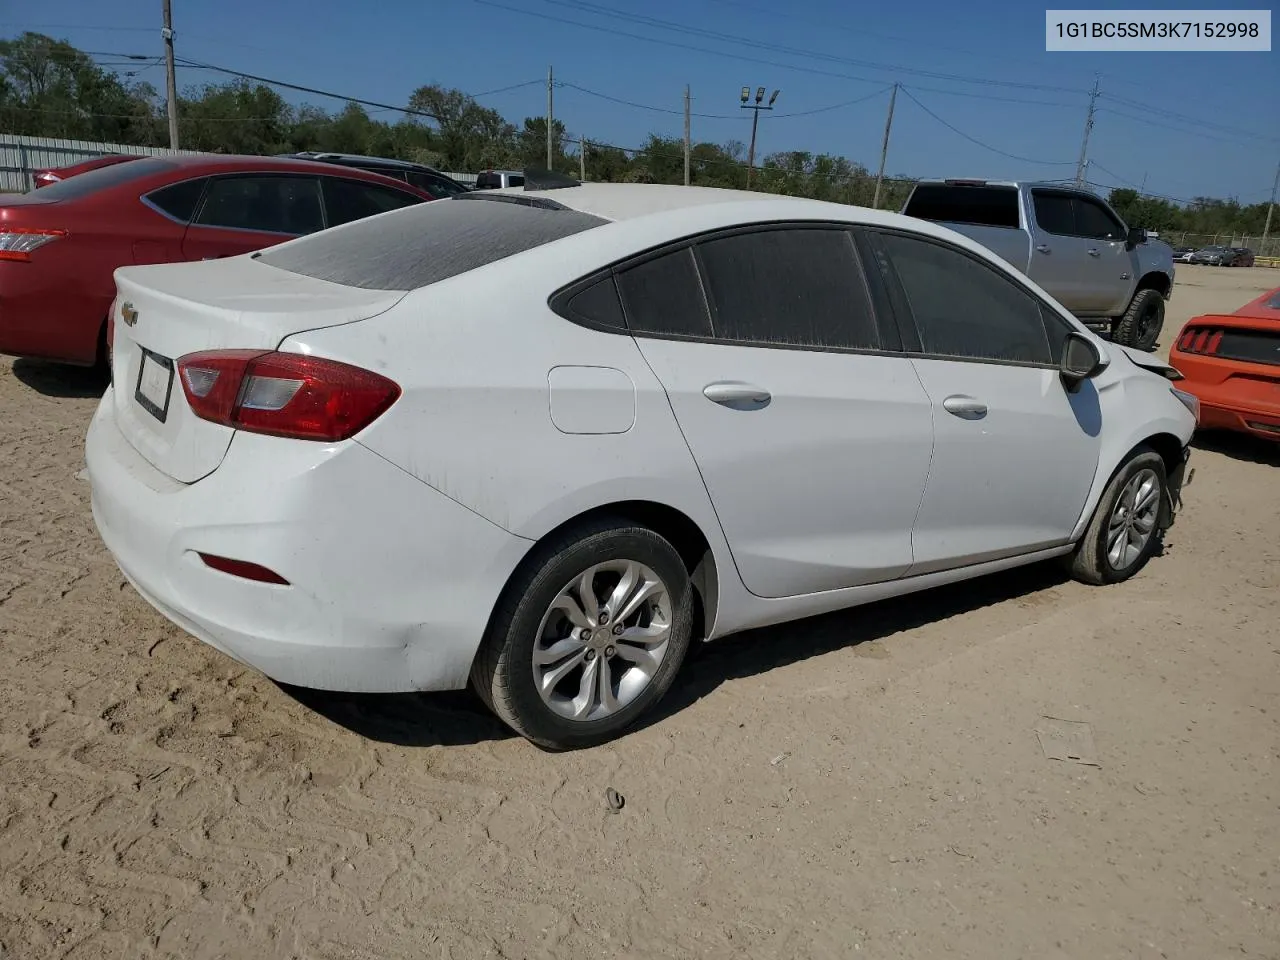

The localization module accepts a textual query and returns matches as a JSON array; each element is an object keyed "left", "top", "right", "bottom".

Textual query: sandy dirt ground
[{"left": 1, "top": 265, "right": 1277, "bottom": 960}]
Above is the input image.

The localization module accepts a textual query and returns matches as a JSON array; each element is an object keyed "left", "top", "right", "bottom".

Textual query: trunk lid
[{"left": 109, "top": 255, "right": 406, "bottom": 483}]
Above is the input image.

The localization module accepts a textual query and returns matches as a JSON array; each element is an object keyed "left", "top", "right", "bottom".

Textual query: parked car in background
[
  {"left": 1172, "top": 245, "right": 1196, "bottom": 263},
  {"left": 0, "top": 154, "right": 432, "bottom": 366},
  {"left": 279, "top": 151, "right": 472, "bottom": 198},
  {"left": 901, "top": 179, "right": 1175, "bottom": 351},
  {"left": 1189, "top": 245, "right": 1239, "bottom": 266},
  {"left": 1169, "top": 284, "right": 1280, "bottom": 441},
  {"left": 474, "top": 169, "right": 526, "bottom": 190},
  {"left": 1230, "top": 247, "right": 1255, "bottom": 267},
  {"left": 86, "top": 181, "right": 1196, "bottom": 749},
  {"left": 33, "top": 153, "right": 138, "bottom": 188}
]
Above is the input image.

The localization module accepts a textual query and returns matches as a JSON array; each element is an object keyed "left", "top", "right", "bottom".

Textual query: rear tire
[
  {"left": 1067, "top": 447, "right": 1168, "bottom": 586},
  {"left": 471, "top": 518, "right": 694, "bottom": 750},
  {"left": 1113, "top": 288, "right": 1165, "bottom": 352}
]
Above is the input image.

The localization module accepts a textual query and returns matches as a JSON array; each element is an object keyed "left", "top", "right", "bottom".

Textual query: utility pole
[
  {"left": 740, "top": 85, "right": 779, "bottom": 190},
  {"left": 683, "top": 85, "right": 691, "bottom": 186},
  {"left": 872, "top": 82, "right": 898, "bottom": 210},
  {"left": 580, "top": 135, "right": 586, "bottom": 182},
  {"left": 1075, "top": 75, "right": 1099, "bottom": 187},
  {"left": 162, "top": 0, "right": 179, "bottom": 150},
  {"left": 1262, "top": 158, "right": 1280, "bottom": 252},
  {"left": 545, "top": 66, "right": 555, "bottom": 171}
]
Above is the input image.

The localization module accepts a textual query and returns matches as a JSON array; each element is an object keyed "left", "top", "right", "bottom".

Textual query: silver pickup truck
[{"left": 901, "top": 180, "right": 1175, "bottom": 351}]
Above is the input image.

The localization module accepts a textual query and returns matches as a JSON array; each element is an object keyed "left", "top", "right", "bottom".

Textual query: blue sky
[{"left": 4, "top": 0, "right": 1277, "bottom": 202}]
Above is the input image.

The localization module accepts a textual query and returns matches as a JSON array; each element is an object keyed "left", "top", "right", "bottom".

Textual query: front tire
[
  {"left": 1113, "top": 288, "right": 1165, "bottom": 351},
  {"left": 471, "top": 519, "right": 695, "bottom": 750},
  {"left": 1068, "top": 447, "right": 1168, "bottom": 586}
]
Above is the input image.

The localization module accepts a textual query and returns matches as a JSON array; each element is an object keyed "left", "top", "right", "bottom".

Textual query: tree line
[{"left": 1, "top": 32, "right": 1271, "bottom": 238}]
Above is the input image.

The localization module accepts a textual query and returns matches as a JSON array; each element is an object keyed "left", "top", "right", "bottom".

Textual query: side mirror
[
  {"left": 1060, "top": 332, "right": 1104, "bottom": 392},
  {"left": 1125, "top": 226, "right": 1145, "bottom": 248}
]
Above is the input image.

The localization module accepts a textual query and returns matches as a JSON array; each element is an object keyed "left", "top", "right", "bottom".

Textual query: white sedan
[{"left": 86, "top": 180, "right": 1198, "bottom": 749}]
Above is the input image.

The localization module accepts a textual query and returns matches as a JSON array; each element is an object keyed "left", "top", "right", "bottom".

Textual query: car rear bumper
[
  {"left": 86, "top": 388, "right": 533, "bottom": 692},
  {"left": 1171, "top": 356, "right": 1280, "bottom": 442}
]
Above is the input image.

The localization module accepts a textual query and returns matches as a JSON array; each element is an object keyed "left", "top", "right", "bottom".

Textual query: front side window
[
  {"left": 879, "top": 232, "right": 1053, "bottom": 366},
  {"left": 695, "top": 227, "right": 880, "bottom": 350},
  {"left": 195, "top": 175, "right": 324, "bottom": 235},
  {"left": 1073, "top": 197, "right": 1125, "bottom": 241}
]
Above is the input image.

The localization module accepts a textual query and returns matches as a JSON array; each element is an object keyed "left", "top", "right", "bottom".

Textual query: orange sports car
[{"left": 1169, "top": 285, "right": 1280, "bottom": 441}]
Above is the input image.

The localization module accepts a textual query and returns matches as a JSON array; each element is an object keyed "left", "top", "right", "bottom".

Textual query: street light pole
[{"left": 740, "top": 85, "right": 778, "bottom": 190}]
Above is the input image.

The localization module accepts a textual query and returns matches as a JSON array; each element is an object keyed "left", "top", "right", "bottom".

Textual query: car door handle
[
  {"left": 703, "top": 382, "right": 771, "bottom": 407},
  {"left": 1087, "top": 248, "right": 1101, "bottom": 257},
  {"left": 1035, "top": 244, "right": 1051, "bottom": 254},
  {"left": 942, "top": 395, "right": 988, "bottom": 420}
]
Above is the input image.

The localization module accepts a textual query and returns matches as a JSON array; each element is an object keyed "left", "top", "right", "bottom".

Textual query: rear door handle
[
  {"left": 1087, "top": 248, "right": 1101, "bottom": 257},
  {"left": 942, "top": 395, "right": 988, "bottom": 420},
  {"left": 703, "top": 381, "right": 771, "bottom": 407},
  {"left": 1035, "top": 244, "right": 1051, "bottom": 254}
]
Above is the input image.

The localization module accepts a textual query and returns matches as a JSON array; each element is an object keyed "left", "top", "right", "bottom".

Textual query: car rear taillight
[
  {"left": 176, "top": 350, "right": 400, "bottom": 442},
  {"left": 1176, "top": 326, "right": 1223, "bottom": 356},
  {"left": 0, "top": 227, "right": 67, "bottom": 262}
]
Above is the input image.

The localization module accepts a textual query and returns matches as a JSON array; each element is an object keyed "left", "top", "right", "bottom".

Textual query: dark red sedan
[{"left": 1, "top": 155, "right": 433, "bottom": 366}]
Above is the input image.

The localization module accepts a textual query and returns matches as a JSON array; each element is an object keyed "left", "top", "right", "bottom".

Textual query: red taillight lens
[
  {"left": 176, "top": 350, "right": 400, "bottom": 442},
  {"left": 1205, "top": 330, "right": 1223, "bottom": 354},
  {"left": 1177, "top": 327, "right": 1224, "bottom": 356},
  {"left": 0, "top": 227, "right": 67, "bottom": 262},
  {"left": 1177, "top": 328, "right": 1197, "bottom": 351}
]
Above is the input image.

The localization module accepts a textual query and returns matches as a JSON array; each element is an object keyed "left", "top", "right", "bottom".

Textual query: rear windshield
[
  {"left": 21, "top": 156, "right": 177, "bottom": 201},
  {"left": 256, "top": 193, "right": 608, "bottom": 290},
  {"left": 903, "top": 184, "right": 1021, "bottom": 229}
]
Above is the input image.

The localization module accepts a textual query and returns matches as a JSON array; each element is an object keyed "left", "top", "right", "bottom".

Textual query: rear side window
[
  {"left": 474, "top": 172, "right": 504, "bottom": 189},
  {"left": 322, "top": 177, "right": 423, "bottom": 227},
  {"left": 1032, "top": 192, "right": 1075, "bottom": 235},
  {"left": 562, "top": 275, "right": 627, "bottom": 331},
  {"left": 903, "top": 184, "right": 1020, "bottom": 229},
  {"left": 615, "top": 248, "right": 713, "bottom": 338},
  {"left": 256, "top": 194, "right": 607, "bottom": 290},
  {"left": 195, "top": 176, "right": 324, "bottom": 235},
  {"left": 880, "top": 232, "right": 1052, "bottom": 365},
  {"left": 696, "top": 228, "right": 879, "bottom": 350},
  {"left": 409, "top": 171, "right": 469, "bottom": 197},
  {"left": 145, "top": 177, "right": 207, "bottom": 222}
]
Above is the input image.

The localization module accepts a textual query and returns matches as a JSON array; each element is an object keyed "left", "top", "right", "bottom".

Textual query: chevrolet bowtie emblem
[{"left": 121, "top": 302, "right": 138, "bottom": 326}]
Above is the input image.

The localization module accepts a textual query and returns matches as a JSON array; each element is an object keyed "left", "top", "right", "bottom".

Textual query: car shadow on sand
[
  {"left": 1192, "top": 430, "right": 1280, "bottom": 467},
  {"left": 289, "top": 560, "right": 1070, "bottom": 750},
  {"left": 12, "top": 358, "right": 109, "bottom": 399}
]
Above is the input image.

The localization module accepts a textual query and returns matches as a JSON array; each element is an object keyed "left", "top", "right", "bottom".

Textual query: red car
[
  {"left": 1, "top": 155, "right": 434, "bottom": 366},
  {"left": 1169, "top": 285, "right": 1280, "bottom": 441},
  {"left": 33, "top": 154, "right": 138, "bottom": 188}
]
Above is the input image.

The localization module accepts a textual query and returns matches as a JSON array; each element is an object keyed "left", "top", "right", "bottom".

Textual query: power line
[
  {"left": 528, "top": 0, "right": 1084, "bottom": 94},
  {"left": 556, "top": 81, "right": 742, "bottom": 119},
  {"left": 898, "top": 87, "right": 1075, "bottom": 166},
  {"left": 1093, "top": 107, "right": 1263, "bottom": 147},
  {"left": 1098, "top": 92, "right": 1277, "bottom": 144},
  {"left": 772, "top": 86, "right": 892, "bottom": 119}
]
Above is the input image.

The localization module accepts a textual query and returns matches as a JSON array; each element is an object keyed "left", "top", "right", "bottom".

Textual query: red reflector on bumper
[{"left": 197, "top": 553, "right": 290, "bottom": 585}]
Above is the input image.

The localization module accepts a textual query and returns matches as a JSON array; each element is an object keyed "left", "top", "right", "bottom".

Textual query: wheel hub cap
[
  {"left": 532, "top": 559, "right": 673, "bottom": 722},
  {"left": 1106, "top": 468, "right": 1160, "bottom": 570}
]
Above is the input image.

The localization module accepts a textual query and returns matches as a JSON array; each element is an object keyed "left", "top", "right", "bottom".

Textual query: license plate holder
[{"left": 134, "top": 348, "right": 175, "bottom": 423}]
